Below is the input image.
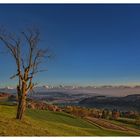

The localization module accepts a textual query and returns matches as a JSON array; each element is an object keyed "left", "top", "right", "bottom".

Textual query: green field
[{"left": 0, "top": 104, "right": 140, "bottom": 136}]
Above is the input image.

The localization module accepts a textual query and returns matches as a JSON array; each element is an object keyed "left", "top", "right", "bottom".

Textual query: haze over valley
[{"left": 1, "top": 84, "right": 140, "bottom": 97}]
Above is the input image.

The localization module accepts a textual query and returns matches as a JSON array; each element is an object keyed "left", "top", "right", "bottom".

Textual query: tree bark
[
  {"left": 16, "top": 83, "right": 27, "bottom": 120},
  {"left": 16, "top": 95, "right": 26, "bottom": 120}
]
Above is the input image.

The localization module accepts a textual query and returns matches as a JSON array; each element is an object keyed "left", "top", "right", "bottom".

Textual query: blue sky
[{"left": 0, "top": 4, "right": 140, "bottom": 87}]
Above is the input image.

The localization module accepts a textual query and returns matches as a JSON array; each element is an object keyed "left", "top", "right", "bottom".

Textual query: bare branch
[
  {"left": 21, "top": 58, "right": 25, "bottom": 69},
  {"left": 29, "top": 69, "right": 48, "bottom": 77},
  {"left": 10, "top": 73, "right": 19, "bottom": 79}
]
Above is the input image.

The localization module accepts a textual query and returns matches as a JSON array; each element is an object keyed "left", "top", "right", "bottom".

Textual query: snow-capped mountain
[
  {"left": 1, "top": 85, "right": 140, "bottom": 97},
  {"left": 0, "top": 86, "right": 16, "bottom": 93}
]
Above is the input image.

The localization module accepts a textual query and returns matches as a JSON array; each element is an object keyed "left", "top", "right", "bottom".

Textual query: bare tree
[{"left": 0, "top": 27, "right": 51, "bottom": 120}]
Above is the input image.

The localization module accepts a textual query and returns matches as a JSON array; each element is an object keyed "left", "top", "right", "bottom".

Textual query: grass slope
[{"left": 0, "top": 105, "right": 139, "bottom": 136}]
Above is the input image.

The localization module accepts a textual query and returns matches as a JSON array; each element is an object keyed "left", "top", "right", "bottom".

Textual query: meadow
[{"left": 0, "top": 104, "right": 140, "bottom": 136}]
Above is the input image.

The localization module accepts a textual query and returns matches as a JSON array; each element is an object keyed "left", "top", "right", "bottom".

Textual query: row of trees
[
  {"left": 0, "top": 27, "right": 50, "bottom": 120},
  {"left": 64, "top": 106, "right": 140, "bottom": 122},
  {"left": 64, "top": 106, "right": 121, "bottom": 120}
]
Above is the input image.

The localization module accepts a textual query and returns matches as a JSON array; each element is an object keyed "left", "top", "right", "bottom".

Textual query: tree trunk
[
  {"left": 16, "top": 83, "right": 27, "bottom": 120},
  {"left": 16, "top": 96, "right": 26, "bottom": 120}
]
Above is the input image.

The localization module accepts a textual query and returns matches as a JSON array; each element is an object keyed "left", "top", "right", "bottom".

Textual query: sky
[{"left": 0, "top": 4, "right": 140, "bottom": 87}]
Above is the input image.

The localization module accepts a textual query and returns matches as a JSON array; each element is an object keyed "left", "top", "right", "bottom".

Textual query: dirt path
[{"left": 85, "top": 117, "right": 140, "bottom": 135}]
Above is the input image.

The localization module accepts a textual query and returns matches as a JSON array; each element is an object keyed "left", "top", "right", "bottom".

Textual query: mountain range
[{"left": 1, "top": 85, "right": 140, "bottom": 97}]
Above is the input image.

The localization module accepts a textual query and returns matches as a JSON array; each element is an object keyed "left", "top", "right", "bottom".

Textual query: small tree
[
  {"left": 112, "top": 109, "right": 120, "bottom": 120},
  {"left": 0, "top": 27, "right": 51, "bottom": 120}
]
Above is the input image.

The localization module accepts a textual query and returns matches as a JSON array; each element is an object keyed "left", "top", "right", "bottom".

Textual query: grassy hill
[{"left": 0, "top": 104, "right": 140, "bottom": 136}]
